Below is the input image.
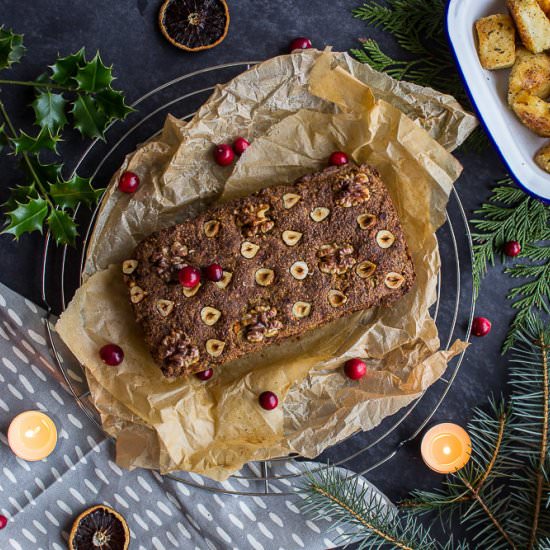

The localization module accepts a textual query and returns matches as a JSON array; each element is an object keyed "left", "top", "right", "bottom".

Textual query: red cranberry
[
  {"left": 504, "top": 241, "right": 521, "bottom": 257},
  {"left": 213, "top": 144, "right": 235, "bottom": 166},
  {"left": 195, "top": 368, "right": 213, "bottom": 381},
  {"left": 472, "top": 317, "right": 492, "bottom": 337},
  {"left": 99, "top": 344, "right": 124, "bottom": 366},
  {"left": 233, "top": 137, "right": 250, "bottom": 155},
  {"left": 290, "top": 37, "right": 312, "bottom": 52},
  {"left": 204, "top": 263, "right": 223, "bottom": 282},
  {"left": 0, "top": 515, "right": 7, "bottom": 529},
  {"left": 118, "top": 171, "right": 140, "bottom": 193},
  {"left": 329, "top": 151, "right": 349, "bottom": 166},
  {"left": 344, "top": 358, "right": 367, "bottom": 380},
  {"left": 259, "top": 391, "right": 279, "bottom": 410},
  {"left": 178, "top": 266, "right": 201, "bottom": 288}
]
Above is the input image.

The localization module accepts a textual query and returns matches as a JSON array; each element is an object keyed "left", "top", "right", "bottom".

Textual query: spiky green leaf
[
  {"left": 95, "top": 89, "right": 134, "bottom": 121},
  {"left": 49, "top": 48, "right": 85, "bottom": 85},
  {"left": 0, "top": 123, "right": 8, "bottom": 154},
  {"left": 2, "top": 197, "right": 48, "bottom": 238},
  {"left": 3, "top": 184, "right": 40, "bottom": 212},
  {"left": 0, "top": 27, "right": 25, "bottom": 70},
  {"left": 22, "top": 158, "right": 64, "bottom": 184},
  {"left": 47, "top": 208, "right": 77, "bottom": 246},
  {"left": 10, "top": 128, "right": 62, "bottom": 154},
  {"left": 31, "top": 91, "right": 68, "bottom": 131},
  {"left": 74, "top": 53, "right": 114, "bottom": 92},
  {"left": 49, "top": 174, "right": 103, "bottom": 210},
  {"left": 71, "top": 94, "right": 108, "bottom": 139}
]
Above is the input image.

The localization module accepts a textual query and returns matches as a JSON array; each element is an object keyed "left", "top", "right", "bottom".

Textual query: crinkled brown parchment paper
[{"left": 57, "top": 49, "right": 476, "bottom": 481}]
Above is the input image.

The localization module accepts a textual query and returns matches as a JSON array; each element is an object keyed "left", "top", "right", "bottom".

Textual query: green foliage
[
  {"left": 351, "top": 0, "right": 486, "bottom": 151},
  {"left": 31, "top": 91, "right": 68, "bottom": 131},
  {"left": 471, "top": 178, "right": 550, "bottom": 353},
  {"left": 2, "top": 197, "right": 48, "bottom": 238},
  {"left": 0, "top": 31, "right": 134, "bottom": 245},
  {"left": 74, "top": 53, "right": 114, "bottom": 92},
  {"left": 46, "top": 208, "right": 78, "bottom": 247},
  {"left": 0, "top": 123, "right": 7, "bottom": 153},
  {"left": 0, "top": 27, "right": 25, "bottom": 70},
  {"left": 49, "top": 48, "right": 86, "bottom": 85},
  {"left": 303, "top": 316, "right": 550, "bottom": 548},
  {"left": 49, "top": 174, "right": 101, "bottom": 210},
  {"left": 351, "top": 2, "right": 549, "bottom": 353},
  {"left": 10, "top": 127, "right": 61, "bottom": 154},
  {"left": 71, "top": 93, "right": 108, "bottom": 139},
  {"left": 301, "top": 467, "right": 442, "bottom": 549}
]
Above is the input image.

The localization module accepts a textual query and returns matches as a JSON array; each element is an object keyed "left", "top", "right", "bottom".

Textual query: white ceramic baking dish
[{"left": 446, "top": 0, "right": 550, "bottom": 202}]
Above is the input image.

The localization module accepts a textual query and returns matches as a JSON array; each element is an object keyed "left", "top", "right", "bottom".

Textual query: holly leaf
[
  {"left": 74, "top": 53, "right": 114, "bottom": 93},
  {"left": 31, "top": 91, "right": 68, "bottom": 131},
  {"left": 10, "top": 127, "right": 62, "bottom": 154},
  {"left": 3, "top": 184, "right": 39, "bottom": 212},
  {"left": 71, "top": 94, "right": 108, "bottom": 139},
  {"left": 23, "top": 158, "right": 64, "bottom": 184},
  {"left": 95, "top": 89, "right": 134, "bottom": 121},
  {"left": 49, "top": 48, "right": 85, "bottom": 85},
  {"left": 0, "top": 124, "right": 8, "bottom": 154},
  {"left": 0, "top": 27, "right": 26, "bottom": 70},
  {"left": 49, "top": 174, "right": 103, "bottom": 210},
  {"left": 2, "top": 197, "right": 48, "bottom": 239},
  {"left": 47, "top": 208, "right": 77, "bottom": 246}
]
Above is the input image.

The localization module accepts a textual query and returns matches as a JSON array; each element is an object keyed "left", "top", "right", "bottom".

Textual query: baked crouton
[
  {"left": 508, "top": 0, "right": 550, "bottom": 54},
  {"left": 535, "top": 142, "right": 550, "bottom": 172},
  {"left": 511, "top": 90, "right": 550, "bottom": 136},
  {"left": 536, "top": 0, "right": 550, "bottom": 17},
  {"left": 508, "top": 48, "right": 550, "bottom": 104},
  {"left": 475, "top": 14, "right": 517, "bottom": 69}
]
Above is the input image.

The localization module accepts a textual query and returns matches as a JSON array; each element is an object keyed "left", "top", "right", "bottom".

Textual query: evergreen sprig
[
  {"left": 470, "top": 178, "right": 550, "bottom": 353},
  {"left": 351, "top": 0, "right": 486, "bottom": 151},
  {"left": 302, "top": 316, "right": 550, "bottom": 548},
  {"left": 0, "top": 26, "right": 134, "bottom": 245},
  {"left": 301, "top": 467, "right": 441, "bottom": 549},
  {"left": 351, "top": 2, "right": 549, "bottom": 353}
]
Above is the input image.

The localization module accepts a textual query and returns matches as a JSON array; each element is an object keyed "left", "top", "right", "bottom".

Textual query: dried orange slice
[
  {"left": 159, "top": 0, "right": 230, "bottom": 52},
  {"left": 69, "top": 504, "right": 129, "bottom": 550}
]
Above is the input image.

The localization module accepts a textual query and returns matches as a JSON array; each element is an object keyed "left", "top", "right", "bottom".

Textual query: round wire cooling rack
[{"left": 41, "top": 61, "right": 475, "bottom": 496}]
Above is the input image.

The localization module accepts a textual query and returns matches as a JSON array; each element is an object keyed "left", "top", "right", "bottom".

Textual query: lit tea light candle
[
  {"left": 7, "top": 411, "right": 57, "bottom": 461},
  {"left": 421, "top": 422, "right": 471, "bottom": 474}
]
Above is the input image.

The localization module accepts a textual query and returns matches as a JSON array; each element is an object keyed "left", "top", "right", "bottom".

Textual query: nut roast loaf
[{"left": 123, "top": 163, "right": 416, "bottom": 378}]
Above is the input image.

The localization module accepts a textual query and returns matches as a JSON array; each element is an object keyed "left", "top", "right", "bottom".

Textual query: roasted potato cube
[
  {"left": 535, "top": 142, "right": 550, "bottom": 172},
  {"left": 511, "top": 91, "right": 550, "bottom": 136},
  {"left": 508, "top": 48, "right": 550, "bottom": 104},
  {"left": 475, "top": 14, "right": 517, "bottom": 69},
  {"left": 507, "top": 0, "right": 550, "bottom": 54},
  {"left": 536, "top": 0, "right": 550, "bottom": 16}
]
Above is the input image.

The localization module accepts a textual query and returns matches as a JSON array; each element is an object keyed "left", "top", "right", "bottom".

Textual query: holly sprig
[{"left": 0, "top": 26, "right": 134, "bottom": 245}]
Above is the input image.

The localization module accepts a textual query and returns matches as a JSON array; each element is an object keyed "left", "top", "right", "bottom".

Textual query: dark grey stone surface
[{"left": 0, "top": 0, "right": 516, "bottom": 526}]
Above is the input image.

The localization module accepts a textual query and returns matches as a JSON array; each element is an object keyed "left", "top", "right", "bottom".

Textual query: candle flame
[
  {"left": 443, "top": 445, "right": 452, "bottom": 456},
  {"left": 24, "top": 426, "right": 41, "bottom": 439}
]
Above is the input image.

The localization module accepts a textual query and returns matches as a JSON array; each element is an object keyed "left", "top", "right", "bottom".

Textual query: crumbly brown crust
[{"left": 124, "top": 163, "right": 416, "bottom": 378}]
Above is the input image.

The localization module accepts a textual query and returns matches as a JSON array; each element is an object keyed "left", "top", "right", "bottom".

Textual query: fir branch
[
  {"left": 507, "top": 317, "right": 550, "bottom": 547},
  {"left": 404, "top": 401, "right": 516, "bottom": 548},
  {"left": 351, "top": 4, "right": 549, "bottom": 353},
  {"left": 301, "top": 467, "right": 440, "bottom": 549},
  {"left": 351, "top": 0, "right": 487, "bottom": 152},
  {"left": 471, "top": 178, "right": 549, "bottom": 352},
  {"left": 301, "top": 317, "right": 550, "bottom": 549}
]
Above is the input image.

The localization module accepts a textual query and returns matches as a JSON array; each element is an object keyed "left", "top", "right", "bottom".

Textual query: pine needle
[{"left": 470, "top": 178, "right": 549, "bottom": 353}]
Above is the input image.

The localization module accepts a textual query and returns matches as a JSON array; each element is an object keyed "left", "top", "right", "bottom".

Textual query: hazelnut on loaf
[{"left": 123, "top": 163, "right": 416, "bottom": 378}]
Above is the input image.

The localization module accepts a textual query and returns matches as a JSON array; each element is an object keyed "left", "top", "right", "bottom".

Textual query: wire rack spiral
[{"left": 41, "top": 62, "right": 474, "bottom": 496}]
